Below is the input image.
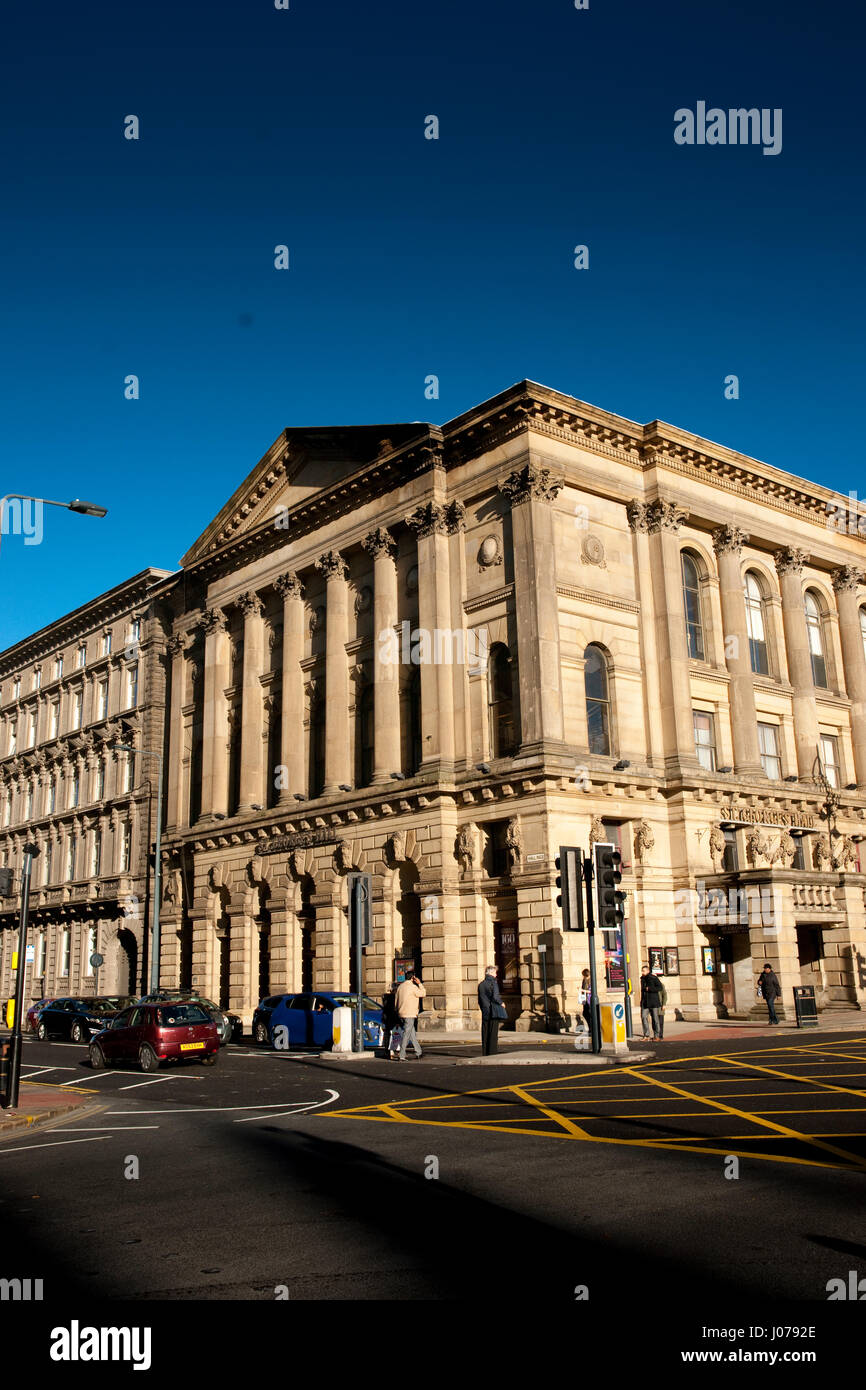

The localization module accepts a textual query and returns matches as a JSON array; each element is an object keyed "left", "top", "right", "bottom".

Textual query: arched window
[
  {"left": 584, "top": 645, "right": 611, "bottom": 755},
  {"left": 804, "top": 590, "right": 827, "bottom": 688},
  {"left": 357, "top": 685, "right": 375, "bottom": 786},
  {"left": 308, "top": 694, "right": 326, "bottom": 797},
  {"left": 744, "top": 571, "right": 769, "bottom": 675},
  {"left": 860, "top": 606, "right": 866, "bottom": 664},
  {"left": 488, "top": 644, "right": 517, "bottom": 758},
  {"left": 681, "top": 552, "right": 705, "bottom": 660}
]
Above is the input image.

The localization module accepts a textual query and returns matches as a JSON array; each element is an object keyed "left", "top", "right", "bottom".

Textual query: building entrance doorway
[
  {"left": 493, "top": 920, "right": 520, "bottom": 1006},
  {"left": 718, "top": 931, "right": 754, "bottom": 1014}
]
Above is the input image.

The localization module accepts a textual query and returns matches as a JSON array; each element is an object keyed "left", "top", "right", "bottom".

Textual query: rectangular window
[
  {"left": 96, "top": 758, "right": 105, "bottom": 800},
  {"left": 129, "top": 619, "right": 141, "bottom": 644},
  {"left": 121, "top": 753, "right": 132, "bottom": 793},
  {"left": 722, "top": 829, "right": 739, "bottom": 872},
  {"left": 34, "top": 667, "right": 42, "bottom": 690},
  {"left": 49, "top": 702, "right": 59, "bottom": 739},
  {"left": 44, "top": 842, "right": 53, "bottom": 884},
  {"left": 97, "top": 680, "right": 108, "bottom": 720},
  {"left": 101, "top": 631, "right": 112, "bottom": 656},
  {"left": 86, "top": 926, "right": 97, "bottom": 975},
  {"left": 60, "top": 928, "right": 70, "bottom": 977},
  {"left": 757, "top": 722, "right": 782, "bottom": 780},
  {"left": 12, "top": 677, "right": 20, "bottom": 699},
  {"left": 121, "top": 822, "right": 132, "bottom": 873},
  {"left": 8, "top": 721, "right": 17, "bottom": 755},
  {"left": 91, "top": 831, "right": 102, "bottom": 878},
  {"left": 693, "top": 710, "right": 717, "bottom": 772},
  {"left": 66, "top": 836, "right": 77, "bottom": 881},
  {"left": 26, "top": 711, "right": 36, "bottom": 747},
  {"left": 37, "top": 931, "right": 46, "bottom": 976},
  {"left": 55, "top": 656, "right": 63, "bottom": 680},
  {"left": 24, "top": 785, "right": 33, "bottom": 820},
  {"left": 70, "top": 772, "right": 80, "bottom": 809},
  {"left": 3, "top": 795, "right": 11, "bottom": 827},
  {"left": 48, "top": 777, "right": 56, "bottom": 813},
  {"left": 77, "top": 645, "right": 86, "bottom": 668},
  {"left": 126, "top": 664, "right": 139, "bottom": 709},
  {"left": 71, "top": 690, "right": 82, "bottom": 731},
  {"left": 820, "top": 733, "right": 840, "bottom": 788}
]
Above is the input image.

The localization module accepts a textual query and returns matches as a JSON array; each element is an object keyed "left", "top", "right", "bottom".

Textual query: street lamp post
[
  {"left": 114, "top": 743, "right": 164, "bottom": 994},
  {"left": 0, "top": 495, "right": 108, "bottom": 559},
  {"left": 812, "top": 749, "right": 843, "bottom": 866},
  {"left": 5, "top": 842, "right": 40, "bottom": 1109}
]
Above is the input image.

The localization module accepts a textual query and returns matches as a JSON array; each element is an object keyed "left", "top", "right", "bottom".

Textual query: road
[{"left": 2, "top": 1031, "right": 866, "bottom": 1307}]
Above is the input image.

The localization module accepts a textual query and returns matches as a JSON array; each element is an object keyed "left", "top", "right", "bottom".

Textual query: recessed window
[
  {"left": 8, "top": 721, "right": 17, "bottom": 755},
  {"left": 757, "top": 722, "right": 781, "bottom": 779},
  {"left": 681, "top": 552, "right": 705, "bottom": 661},
  {"left": 60, "top": 928, "right": 70, "bottom": 977},
  {"left": 24, "top": 783, "right": 33, "bottom": 819},
  {"left": 357, "top": 685, "right": 374, "bottom": 786},
  {"left": 86, "top": 925, "right": 97, "bottom": 973},
  {"left": 101, "top": 631, "right": 112, "bottom": 656},
  {"left": 26, "top": 711, "right": 36, "bottom": 747},
  {"left": 723, "top": 828, "right": 739, "bottom": 872},
  {"left": 95, "top": 758, "right": 106, "bottom": 800},
  {"left": 97, "top": 680, "right": 108, "bottom": 721},
  {"left": 71, "top": 690, "right": 82, "bottom": 731},
  {"left": 49, "top": 702, "right": 59, "bottom": 739},
  {"left": 66, "top": 835, "right": 77, "bottom": 881},
  {"left": 693, "top": 710, "right": 717, "bottom": 771},
  {"left": 54, "top": 656, "right": 63, "bottom": 680},
  {"left": 12, "top": 677, "right": 20, "bottom": 700},
  {"left": 805, "top": 591, "right": 828, "bottom": 688},
  {"left": 744, "top": 572, "right": 769, "bottom": 675},
  {"left": 77, "top": 645, "right": 86, "bottom": 668},
  {"left": 584, "top": 645, "right": 611, "bottom": 755},
  {"left": 90, "top": 832, "right": 102, "bottom": 879},
  {"left": 34, "top": 667, "right": 42, "bottom": 691},
  {"left": 70, "top": 771, "right": 80, "bottom": 809},
  {"left": 121, "top": 821, "right": 132, "bottom": 873},
  {"left": 860, "top": 606, "right": 866, "bottom": 664},
  {"left": 126, "top": 664, "right": 138, "bottom": 709},
  {"left": 819, "top": 733, "right": 840, "bottom": 788},
  {"left": 488, "top": 644, "right": 518, "bottom": 758}
]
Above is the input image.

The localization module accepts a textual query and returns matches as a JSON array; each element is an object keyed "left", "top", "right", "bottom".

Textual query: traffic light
[
  {"left": 0, "top": 867, "right": 13, "bottom": 898},
  {"left": 555, "top": 846, "right": 584, "bottom": 931},
  {"left": 594, "top": 842, "right": 625, "bottom": 934}
]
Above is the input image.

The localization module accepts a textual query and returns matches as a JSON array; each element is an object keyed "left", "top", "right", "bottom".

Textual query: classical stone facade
[
  {"left": 0, "top": 569, "right": 173, "bottom": 1003},
  {"left": 4, "top": 382, "right": 866, "bottom": 1028}
]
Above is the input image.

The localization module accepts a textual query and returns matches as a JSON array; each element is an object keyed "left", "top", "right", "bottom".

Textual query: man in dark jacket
[
  {"left": 478, "top": 966, "right": 504, "bottom": 1055},
  {"left": 640, "top": 966, "right": 665, "bottom": 1040},
  {"left": 758, "top": 963, "right": 782, "bottom": 1024}
]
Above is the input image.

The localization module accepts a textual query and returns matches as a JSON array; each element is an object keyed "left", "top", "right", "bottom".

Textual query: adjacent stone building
[
  {"left": 151, "top": 381, "right": 866, "bottom": 1029},
  {"left": 0, "top": 569, "right": 173, "bottom": 1002},
  {"left": 3, "top": 381, "right": 866, "bottom": 1028}
]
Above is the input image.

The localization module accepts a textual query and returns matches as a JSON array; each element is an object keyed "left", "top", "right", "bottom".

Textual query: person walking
[
  {"left": 655, "top": 969, "right": 668, "bottom": 1039},
  {"left": 758, "top": 963, "right": 781, "bottom": 1024},
  {"left": 580, "top": 968, "right": 593, "bottom": 1034},
  {"left": 478, "top": 965, "right": 505, "bottom": 1055},
  {"left": 393, "top": 973, "right": 426, "bottom": 1060},
  {"left": 638, "top": 966, "right": 653, "bottom": 1040},
  {"left": 640, "top": 965, "right": 665, "bottom": 1040}
]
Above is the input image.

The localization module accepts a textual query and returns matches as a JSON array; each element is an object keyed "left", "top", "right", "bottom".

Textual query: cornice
[
  {"left": 463, "top": 584, "right": 514, "bottom": 614},
  {"left": 556, "top": 585, "right": 640, "bottom": 615}
]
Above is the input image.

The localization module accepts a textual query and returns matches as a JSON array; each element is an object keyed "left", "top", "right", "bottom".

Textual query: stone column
[
  {"left": 266, "top": 886, "right": 293, "bottom": 994},
  {"left": 165, "top": 635, "right": 187, "bottom": 831},
  {"left": 775, "top": 547, "right": 820, "bottom": 778},
  {"left": 275, "top": 573, "right": 305, "bottom": 802},
  {"left": 712, "top": 525, "right": 763, "bottom": 776},
  {"left": 498, "top": 465, "right": 566, "bottom": 755},
  {"left": 237, "top": 591, "right": 266, "bottom": 812},
  {"left": 832, "top": 566, "right": 866, "bottom": 784},
  {"left": 315, "top": 551, "right": 351, "bottom": 794},
  {"left": 628, "top": 499, "right": 699, "bottom": 773},
  {"left": 199, "top": 608, "right": 231, "bottom": 820},
  {"left": 405, "top": 501, "right": 463, "bottom": 772},
  {"left": 362, "top": 527, "right": 401, "bottom": 782}
]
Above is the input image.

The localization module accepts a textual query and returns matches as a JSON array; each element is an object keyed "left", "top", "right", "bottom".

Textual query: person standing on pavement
[
  {"left": 640, "top": 966, "right": 665, "bottom": 1040},
  {"left": 654, "top": 969, "right": 668, "bottom": 1039},
  {"left": 758, "top": 963, "right": 781, "bottom": 1024},
  {"left": 639, "top": 966, "right": 653, "bottom": 1040},
  {"left": 478, "top": 965, "right": 505, "bottom": 1055},
  {"left": 393, "top": 974, "right": 426, "bottom": 1060},
  {"left": 580, "top": 968, "right": 593, "bottom": 1033}
]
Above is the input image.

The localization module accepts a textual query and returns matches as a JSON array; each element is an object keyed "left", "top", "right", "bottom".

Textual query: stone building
[
  {"left": 150, "top": 381, "right": 866, "bottom": 1029},
  {"left": 0, "top": 568, "right": 173, "bottom": 1002}
]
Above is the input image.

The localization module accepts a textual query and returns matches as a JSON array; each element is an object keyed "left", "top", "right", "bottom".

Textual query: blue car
[{"left": 252, "top": 992, "right": 384, "bottom": 1049}]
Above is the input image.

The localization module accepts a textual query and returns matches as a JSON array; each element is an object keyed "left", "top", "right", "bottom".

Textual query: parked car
[
  {"left": 89, "top": 1001, "right": 219, "bottom": 1073},
  {"left": 36, "top": 997, "right": 119, "bottom": 1043},
  {"left": 137, "top": 990, "right": 241, "bottom": 1045},
  {"left": 102, "top": 995, "right": 135, "bottom": 1013},
  {"left": 26, "top": 998, "right": 55, "bottom": 1033},
  {"left": 252, "top": 992, "right": 384, "bottom": 1049}
]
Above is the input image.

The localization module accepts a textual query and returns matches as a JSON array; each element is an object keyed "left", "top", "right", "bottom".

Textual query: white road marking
[
  {"left": 107, "top": 1092, "right": 340, "bottom": 1117},
  {"left": 19, "top": 1066, "right": 70, "bottom": 1079},
  {"left": 0, "top": 1136, "right": 113, "bottom": 1155},
  {"left": 59, "top": 1126, "right": 160, "bottom": 1132},
  {"left": 118, "top": 1075, "right": 206, "bottom": 1090},
  {"left": 233, "top": 1090, "right": 341, "bottom": 1122},
  {"left": 58, "top": 1073, "right": 115, "bottom": 1087}
]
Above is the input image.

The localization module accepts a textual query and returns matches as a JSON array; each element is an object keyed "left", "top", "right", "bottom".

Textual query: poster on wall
[
  {"left": 648, "top": 946, "right": 664, "bottom": 974},
  {"left": 664, "top": 946, "right": 680, "bottom": 976},
  {"left": 701, "top": 946, "right": 716, "bottom": 975},
  {"left": 604, "top": 928, "right": 625, "bottom": 988}
]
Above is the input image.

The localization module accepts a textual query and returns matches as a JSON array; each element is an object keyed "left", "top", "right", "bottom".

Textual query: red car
[
  {"left": 89, "top": 1001, "right": 219, "bottom": 1073},
  {"left": 27, "top": 998, "right": 55, "bottom": 1032}
]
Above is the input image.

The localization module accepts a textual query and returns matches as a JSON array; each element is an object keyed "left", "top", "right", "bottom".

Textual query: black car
[{"left": 36, "top": 997, "right": 119, "bottom": 1043}]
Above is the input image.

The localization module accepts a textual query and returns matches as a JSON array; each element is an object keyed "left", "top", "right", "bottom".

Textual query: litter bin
[{"left": 793, "top": 985, "right": 818, "bottom": 1028}]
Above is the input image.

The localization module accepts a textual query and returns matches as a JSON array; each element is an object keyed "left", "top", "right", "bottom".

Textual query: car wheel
[
  {"left": 37, "top": 1020, "right": 48, "bottom": 1041},
  {"left": 139, "top": 1044, "right": 160, "bottom": 1073},
  {"left": 71, "top": 1021, "right": 85, "bottom": 1043},
  {"left": 90, "top": 1043, "right": 107, "bottom": 1070},
  {"left": 202, "top": 1052, "right": 217, "bottom": 1066},
  {"left": 253, "top": 1020, "right": 269, "bottom": 1045}
]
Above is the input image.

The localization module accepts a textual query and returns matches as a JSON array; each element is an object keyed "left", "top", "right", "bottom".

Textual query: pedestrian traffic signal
[
  {"left": 0, "top": 867, "right": 13, "bottom": 897},
  {"left": 593, "top": 843, "right": 624, "bottom": 932},
  {"left": 555, "top": 846, "right": 584, "bottom": 931}
]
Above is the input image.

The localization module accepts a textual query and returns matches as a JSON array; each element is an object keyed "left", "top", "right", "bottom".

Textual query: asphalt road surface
[{"left": 3, "top": 1031, "right": 866, "bottom": 1310}]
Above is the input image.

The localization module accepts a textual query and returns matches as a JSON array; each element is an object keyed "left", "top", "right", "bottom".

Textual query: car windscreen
[
  {"left": 86, "top": 999, "right": 118, "bottom": 1015},
  {"left": 154, "top": 1005, "right": 211, "bottom": 1027},
  {"left": 331, "top": 995, "right": 382, "bottom": 1011}
]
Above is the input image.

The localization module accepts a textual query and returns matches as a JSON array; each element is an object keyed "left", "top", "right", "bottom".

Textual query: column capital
[
  {"left": 315, "top": 550, "right": 348, "bottom": 582},
  {"left": 236, "top": 590, "right": 264, "bottom": 619},
  {"left": 201, "top": 606, "right": 228, "bottom": 635},
  {"left": 404, "top": 500, "right": 465, "bottom": 537},
  {"left": 831, "top": 564, "right": 865, "bottom": 594},
  {"left": 712, "top": 524, "right": 749, "bottom": 557},
  {"left": 274, "top": 571, "right": 304, "bottom": 600},
  {"left": 362, "top": 526, "right": 397, "bottom": 560},
  {"left": 498, "top": 463, "right": 563, "bottom": 505},
  {"left": 774, "top": 546, "right": 809, "bottom": 577},
  {"left": 166, "top": 634, "right": 187, "bottom": 656}
]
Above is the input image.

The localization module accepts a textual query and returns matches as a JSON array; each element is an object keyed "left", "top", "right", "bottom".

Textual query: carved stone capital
[
  {"left": 644, "top": 499, "right": 688, "bottom": 534},
  {"left": 315, "top": 550, "right": 348, "bottom": 582},
  {"left": 498, "top": 464, "right": 563, "bottom": 505},
  {"left": 201, "top": 607, "right": 228, "bottom": 635},
  {"left": 166, "top": 634, "right": 186, "bottom": 657},
  {"left": 362, "top": 527, "right": 397, "bottom": 561},
  {"left": 274, "top": 571, "right": 304, "bottom": 600},
  {"left": 831, "top": 564, "right": 865, "bottom": 594},
  {"left": 237, "top": 590, "right": 264, "bottom": 619},
  {"left": 712, "top": 524, "right": 749, "bottom": 557},
  {"left": 774, "top": 546, "right": 809, "bottom": 577},
  {"left": 404, "top": 502, "right": 450, "bottom": 538}
]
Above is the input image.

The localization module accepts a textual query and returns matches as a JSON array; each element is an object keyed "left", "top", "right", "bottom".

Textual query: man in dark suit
[
  {"left": 478, "top": 965, "right": 504, "bottom": 1055},
  {"left": 758, "top": 963, "right": 782, "bottom": 1024}
]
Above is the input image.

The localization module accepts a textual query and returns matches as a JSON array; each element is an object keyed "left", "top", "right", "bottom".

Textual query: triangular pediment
[{"left": 181, "top": 422, "right": 428, "bottom": 567}]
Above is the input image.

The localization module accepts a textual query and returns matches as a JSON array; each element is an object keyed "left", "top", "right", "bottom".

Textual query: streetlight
[
  {"left": 0, "top": 494, "right": 108, "bottom": 558},
  {"left": 812, "top": 748, "right": 843, "bottom": 867},
  {"left": 114, "top": 742, "right": 164, "bottom": 993}
]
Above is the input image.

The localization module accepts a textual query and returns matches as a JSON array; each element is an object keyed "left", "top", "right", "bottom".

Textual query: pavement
[{"left": 0, "top": 1078, "right": 100, "bottom": 1136}]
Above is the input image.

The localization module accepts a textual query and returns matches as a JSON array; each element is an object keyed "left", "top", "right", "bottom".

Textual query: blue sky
[{"left": 1, "top": 0, "right": 863, "bottom": 649}]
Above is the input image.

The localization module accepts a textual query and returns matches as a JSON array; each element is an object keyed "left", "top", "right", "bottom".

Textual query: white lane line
[
  {"left": 59, "top": 1126, "right": 160, "bottom": 1132},
  {"left": 118, "top": 1075, "right": 206, "bottom": 1090},
  {"left": 233, "top": 1089, "right": 341, "bottom": 1122},
  {"left": 58, "top": 1073, "right": 115, "bottom": 1087},
  {"left": 107, "top": 1094, "right": 340, "bottom": 1116},
  {"left": 0, "top": 1136, "right": 113, "bottom": 1155},
  {"left": 19, "top": 1067, "right": 67, "bottom": 1079}
]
